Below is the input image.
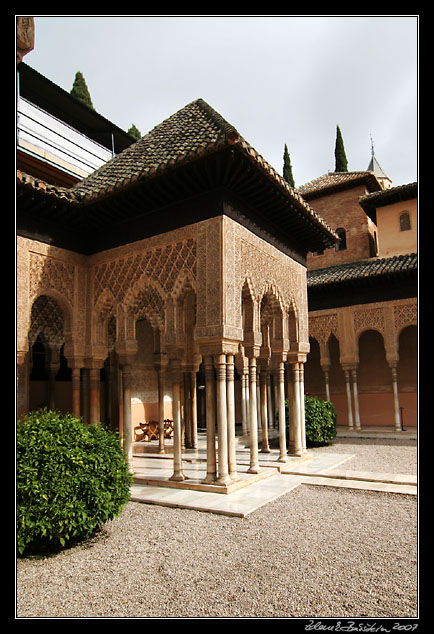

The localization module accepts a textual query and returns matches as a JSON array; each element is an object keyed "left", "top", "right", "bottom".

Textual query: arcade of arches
[
  {"left": 17, "top": 216, "right": 312, "bottom": 482},
  {"left": 305, "top": 301, "right": 417, "bottom": 430}
]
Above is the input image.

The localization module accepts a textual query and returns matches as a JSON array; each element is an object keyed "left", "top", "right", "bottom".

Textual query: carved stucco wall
[
  {"left": 18, "top": 216, "right": 310, "bottom": 364},
  {"left": 224, "top": 217, "right": 309, "bottom": 345},
  {"left": 309, "top": 298, "right": 417, "bottom": 364}
]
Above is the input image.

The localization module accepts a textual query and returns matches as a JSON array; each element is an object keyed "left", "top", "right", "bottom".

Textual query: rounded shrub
[
  {"left": 17, "top": 409, "right": 133, "bottom": 556},
  {"left": 304, "top": 395, "right": 337, "bottom": 447}
]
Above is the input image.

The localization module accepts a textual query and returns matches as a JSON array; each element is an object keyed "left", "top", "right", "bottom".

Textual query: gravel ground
[
  {"left": 16, "top": 437, "right": 418, "bottom": 620},
  {"left": 310, "top": 436, "right": 418, "bottom": 475}
]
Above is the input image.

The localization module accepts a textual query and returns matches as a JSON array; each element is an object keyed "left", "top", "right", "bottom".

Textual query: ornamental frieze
[
  {"left": 93, "top": 238, "right": 197, "bottom": 305},
  {"left": 29, "top": 252, "right": 75, "bottom": 305}
]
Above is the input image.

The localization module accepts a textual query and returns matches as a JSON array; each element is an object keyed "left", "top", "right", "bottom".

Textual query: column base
[
  {"left": 216, "top": 474, "right": 232, "bottom": 485},
  {"left": 277, "top": 455, "right": 289, "bottom": 463},
  {"left": 169, "top": 473, "right": 187, "bottom": 482},
  {"left": 202, "top": 474, "right": 217, "bottom": 484},
  {"left": 260, "top": 446, "right": 271, "bottom": 454},
  {"left": 247, "top": 466, "right": 261, "bottom": 474}
]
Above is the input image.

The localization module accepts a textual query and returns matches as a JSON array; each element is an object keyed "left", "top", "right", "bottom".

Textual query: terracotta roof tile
[
  {"left": 17, "top": 98, "right": 338, "bottom": 243},
  {"left": 297, "top": 171, "right": 383, "bottom": 198},
  {"left": 307, "top": 253, "right": 417, "bottom": 287},
  {"left": 359, "top": 182, "right": 418, "bottom": 212}
]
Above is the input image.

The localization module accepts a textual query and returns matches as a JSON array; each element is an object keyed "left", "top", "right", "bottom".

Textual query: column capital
[
  {"left": 341, "top": 362, "right": 358, "bottom": 372},
  {"left": 286, "top": 351, "right": 307, "bottom": 364},
  {"left": 198, "top": 338, "right": 239, "bottom": 357}
]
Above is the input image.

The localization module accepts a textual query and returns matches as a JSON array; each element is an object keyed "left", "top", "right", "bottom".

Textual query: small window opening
[
  {"left": 335, "top": 228, "right": 347, "bottom": 251},
  {"left": 400, "top": 211, "right": 411, "bottom": 232}
]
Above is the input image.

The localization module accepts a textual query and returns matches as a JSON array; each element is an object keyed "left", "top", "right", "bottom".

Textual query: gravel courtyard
[{"left": 16, "top": 437, "right": 418, "bottom": 619}]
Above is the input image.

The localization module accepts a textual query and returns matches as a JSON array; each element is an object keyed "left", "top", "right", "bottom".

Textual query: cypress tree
[
  {"left": 334, "top": 125, "right": 348, "bottom": 172},
  {"left": 283, "top": 143, "right": 295, "bottom": 188},
  {"left": 70, "top": 71, "right": 94, "bottom": 110},
  {"left": 128, "top": 123, "right": 141, "bottom": 140}
]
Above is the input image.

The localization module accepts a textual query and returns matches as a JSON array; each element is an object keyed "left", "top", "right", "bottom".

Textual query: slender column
[
  {"left": 191, "top": 370, "right": 198, "bottom": 449},
  {"left": 122, "top": 364, "right": 133, "bottom": 463},
  {"left": 47, "top": 347, "right": 60, "bottom": 411},
  {"left": 157, "top": 369, "right": 166, "bottom": 454},
  {"left": 203, "top": 356, "right": 217, "bottom": 483},
  {"left": 184, "top": 372, "right": 192, "bottom": 448},
  {"left": 273, "top": 371, "right": 279, "bottom": 428},
  {"left": 277, "top": 361, "right": 288, "bottom": 461},
  {"left": 226, "top": 355, "right": 238, "bottom": 478},
  {"left": 344, "top": 370, "right": 354, "bottom": 430},
  {"left": 71, "top": 368, "right": 81, "bottom": 418},
  {"left": 215, "top": 354, "right": 231, "bottom": 484},
  {"left": 299, "top": 363, "right": 306, "bottom": 452},
  {"left": 169, "top": 361, "right": 186, "bottom": 481},
  {"left": 267, "top": 375, "right": 274, "bottom": 429},
  {"left": 81, "top": 368, "right": 90, "bottom": 423},
  {"left": 391, "top": 366, "right": 401, "bottom": 431},
  {"left": 290, "top": 363, "right": 303, "bottom": 456},
  {"left": 324, "top": 368, "right": 331, "bottom": 402},
  {"left": 248, "top": 357, "right": 260, "bottom": 474},
  {"left": 241, "top": 369, "right": 249, "bottom": 437},
  {"left": 89, "top": 367, "right": 100, "bottom": 424},
  {"left": 351, "top": 369, "right": 361, "bottom": 430},
  {"left": 256, "top": 382, "right": 262, "bottom": 428},
  {"left": 260, "top": 368, "right": 270, "bottom": 452},
  {"left": 286, "top": 364, "right": 295, "bottom": 454}
]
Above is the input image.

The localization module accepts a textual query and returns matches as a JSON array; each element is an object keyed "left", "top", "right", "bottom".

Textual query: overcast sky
[{"left": 22, "top": 15, "right": 418, "bottom": 188}]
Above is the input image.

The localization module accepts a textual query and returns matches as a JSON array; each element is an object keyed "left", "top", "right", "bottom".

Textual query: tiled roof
[
  {"left": 16, "top": 170, "right": 79, "bottom": 202},
  {"left": 17, "top": 98, "right": 338, "bottom": 242},
  {"left": 359, "top": 182, "right": 417, "bottom": 213},
  {"left": 297, "top": 171, "right": 383, "bottom": 199},
  {"left": 307, "top": 252, "right": 417, "bottom": 288}
]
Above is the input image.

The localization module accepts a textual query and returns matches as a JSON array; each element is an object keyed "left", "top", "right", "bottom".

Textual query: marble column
[
  {"left": 290, "top": 363, "right": 303, "bottom": 456},
  {"left": 299, "top": 362, "right": 306, "bottom": 452},
  {"left": 169, "top": 361, "right": 186, "bottom": 482},
  {"left": 215, "top": 354, "right": 231, "bottom": 484},
  {"left": 323, "top": 367, "right": 331, "bottom": 402},
  {"left": 241, "top": 369, "right": 249, "bottom": 437},
  {"left": 351, "top": 368, "right": 361, "bottom": 430},
  {"left": 203, "top": 356, "right": 217, "bottom": 483},
  {"left": 89, "top": 367, "right": 100, "bottom": 424},
  {"left": 267, "top": 375, "right": 274, "bottom": 430},
  {"left": 248, "top": 356, "right": 261, "bottom": 474},
  {"left": 390, "top": 366, "right": 402, "bottom": 431},
  {"left": 71, "top": 368, "right": 81, "bottom": 418},
  {"left": 121, "top": 364, "right": 133, "bottom": 463},
  {"left": 191, "top": 370, "right": 198, "bottom": 449},
  {"left": 226, "top": 354, "right": 238, "bottom": 479},
  {"left": 260, "top": 368, "right": 270, "bottom": 453},
  {"left": 344, "top": 370, "right": 354, "bottom": 430},
  {"left": 157, "top": 368, "right": 166, "bottom": 454},
  {"left": 81, "top": 368, "right": 90, "bottom": 423},
  {"left": 276, "top": 361, "right": 288, "bottom": 461},
  {"left": 47, "top": 347, "right": 60, "bottom": 411},
  {"left": 286, "top": 363, "right": 294, "bottom": 454}
]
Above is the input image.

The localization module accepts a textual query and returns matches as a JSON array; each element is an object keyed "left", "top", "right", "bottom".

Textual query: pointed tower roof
[
  {"left": 367, "top": 154, "right": 389, "bottom": 180},
  {"left": 367, "top": 135, "right": 392, "bottom": 188}
]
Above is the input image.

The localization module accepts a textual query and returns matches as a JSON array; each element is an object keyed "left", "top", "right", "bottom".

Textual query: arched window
[
  {"left": 400, "top": 211, "right": 411, "bottom": 231},
  {"left": 335, "top": 227, "right": 347, "bottom": 251}
]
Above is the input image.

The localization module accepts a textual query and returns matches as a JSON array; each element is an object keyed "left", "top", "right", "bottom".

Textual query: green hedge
[
  {"left": 304, "top": 395, "right": 337, "bottom": 447},
  {"left": 17, "top": 409, "right": 133, "bottom": 556},
  {"left": 285, "top": 395, "right": 337, "bottom": 448}
]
